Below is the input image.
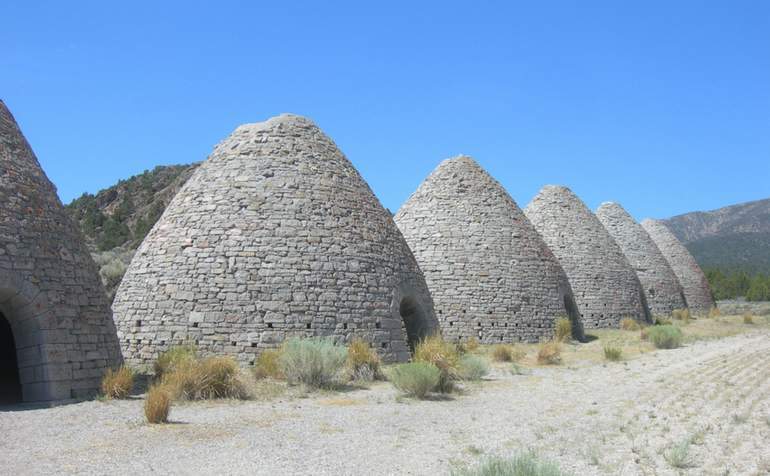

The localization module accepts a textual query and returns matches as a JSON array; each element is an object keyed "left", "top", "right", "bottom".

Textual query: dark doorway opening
[
  {"left": 0, "top": 311, "right": 22, "bottom": 404},
  {"left": 563, "top": 295, "right": 585, "bottom": 342},
  {"left": 399, "top": 297, "right": 429, "bottom": 351}
]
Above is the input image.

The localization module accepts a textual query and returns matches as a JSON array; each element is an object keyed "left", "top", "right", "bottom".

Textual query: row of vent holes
[{"left": 135, "top": 320, "right": 382, "bottom": 333}]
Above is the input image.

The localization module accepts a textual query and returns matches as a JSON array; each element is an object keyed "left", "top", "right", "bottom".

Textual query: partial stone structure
[
  {"left": 394, "top": 157, "right": 583, "bottom": 344},
  {"left": 0, "top": 101, "right": 121, "bottom": 403},
  {"left": 113, "top": 114, "right": 438, "bottom": 367},
  {"left": 524, "top": 186, "right": 651, "bottom": 328},
  {"left": 641, "top": 219, "right": 715, "bottom": 314},
  {"left": 596, "top": 202, "right": 687, "bottom": 317}
]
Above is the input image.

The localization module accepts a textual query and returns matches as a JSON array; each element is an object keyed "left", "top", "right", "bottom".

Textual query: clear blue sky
[{"left": 2, "top": 1, "right": 768, "bottom": 220}]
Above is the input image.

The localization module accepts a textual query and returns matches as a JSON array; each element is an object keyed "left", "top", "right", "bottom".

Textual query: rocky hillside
[
  {"left": 663, "top": 198, "right": 770, "bottom": 275},
  {"left": 65, "top": 163, "right": 199, "bottom": 299}
]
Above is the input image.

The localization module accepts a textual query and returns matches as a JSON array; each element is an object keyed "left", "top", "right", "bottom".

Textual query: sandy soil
[{"left": 2, "top": 316, "right": 769, "bottom": 475}]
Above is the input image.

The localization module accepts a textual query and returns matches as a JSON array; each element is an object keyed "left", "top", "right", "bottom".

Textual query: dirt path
[{"left": 2, "top": 330, "right": 769, "bottom": 475}]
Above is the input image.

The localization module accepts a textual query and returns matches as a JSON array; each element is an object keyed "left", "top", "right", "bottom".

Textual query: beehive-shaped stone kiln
[
  {"left": 641, "top": 219, "right": 715, "bottom": 314},
  {"left": 394, "top": 156, "right": 583, "bottom": 343},
  {"left": 596, "top": 202, "right": 687, "bottom": 317},
  {"left": 524, "top": 186, "right": 651, "bottom": 328},
  {"left": 113, "top": 114, "right": 438, "bottom": 367},
  {"left": 0, "top": 100, "right": 121, "bottom": 403}
]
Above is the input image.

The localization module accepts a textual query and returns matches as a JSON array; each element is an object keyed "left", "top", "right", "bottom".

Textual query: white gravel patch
[{"left": 2, "top": 330, "right": 770, "bottom": 475}]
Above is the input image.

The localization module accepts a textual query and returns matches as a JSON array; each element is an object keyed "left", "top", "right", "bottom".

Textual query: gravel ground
[{"left": 2, "top": 329, "right": 770, "bottom": 475}]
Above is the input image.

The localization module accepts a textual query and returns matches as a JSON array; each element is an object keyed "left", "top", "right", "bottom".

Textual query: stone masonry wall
[
  {"left": 525, "top": 186, "right": 651, "bottom": 328},
  {"left": 596, "top": 202, "right": 687, "bottom": 317},
  {"left": 113, "top": 114, "right": 438, "bottom": 368},
  {"left": 641, "top": 219, "right": 715, "bottom": 314},
  {"left": 0, "top": 100, "right": 122, "bottom": 402},
  {"left": 394, "top": 156, "right": 584, "bottom": 344}
]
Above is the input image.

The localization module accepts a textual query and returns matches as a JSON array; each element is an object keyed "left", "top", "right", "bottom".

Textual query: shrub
[
  {"left": 164, "top": 356, "right": 248, "bottom": 400},
  {"left": 620, "top": 318, "right": 640, "bottom": 331},
  {"left": 664, "top": 439, "right": 692, "bottom": 469},
  {"left": 144, "top": 385, "right": 171, "bottom": 424},
  {"left": 554, "top": 317, "right": 572, "bottom": 342},
  {"left": 603, "top": 345, "right": 623, "bottom": 362},
  {"left": 414, "top": 335, "right": 459, "bottom": 393},
  {"left": 154, "top": 345, "right": 197, "bottom": 380},
  {"left": 457, "top": 355, "right": 489, "bottom": 381},
  {"left": 346, "top": 338, "right": 381, "bottom": 381},
  {"left": 100, "top": 366, "right": 134, "bottom": 399},
  {"left": 743, "top": 313, "right": 754, "bottom": 324},
  {"left": 389, "top": 362, "right": 441, "bottom": 399},
  {"left": 491, "top": 344, "right": 514, "bottom": 362},
  {"left": 279, "top": 338, "right": 347, "bottom": 389},
  {"left": 451, "top": 452, "right": 566, "bottom": 476},
  {"left": 253, "top": 349, "right": 283, "bottom": 380},
  {"left": 647, "top": 325, "right": 683, "bottom": 349},
  {"left": 537, "top": 341, "right": 562, "bottom": 365}
]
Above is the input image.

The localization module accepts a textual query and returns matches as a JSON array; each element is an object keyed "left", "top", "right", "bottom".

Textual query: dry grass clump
[
  {"left": 655, "top": 316, "right": 673, "bottom": 326},
  {"left": 554, "top": 317, "right": 572, "bottom": 342},
  {"left": 672, "top": 308, "right": 691, "bottom": 324},
  {"left": 389, "top": 362, "right": 440, "bottom": 399},
  {"left": 464, "top": 337, "right": 480, "bottom": 353},
  {"left": 451, "top": 452, "right": 566, "bottom": 476},
  {"left": 154, "top": 345, "right": 196, "bottom": 380},
  {"left": 620, "top": 318, "right": 641, "bottom": 331},
  {"left": 708, "top": 307, "right": 721, "bottom": 319},
  {"left": 144, "top": 385, "right": 171, "bottom": 424},
  {"left": 603, "top": 345, "right": 623, "bottom": 362},
  {"left": 279, "top": 338, "right": 347, "bottom": 389},
  {"left": 457, "top": 355, "right": 489, "bottom": 381},
  {"left": 414, "top": 335, "right": 459, "bottom": 393},
  {"left": 743, "top": 313, "right": 755, "bottom": 324},
  {"left": 537, "top": 341, "right": 562, "bottom": 365},
  {"left": 253, "top": 349, "right": 283, "bottom": 380},
  {"left": 647, "top": 325, "right": 683, "bottom": 349},
  {"left": 491, "top": 344, "right": 514, "bottom": 362},
  {"left": 346, "top": 338, "right": 381, "bottom": 381},
  {"left": 164, "top": 356, "right": 248, "bottom": 400},
  {"left": 100, "top": 366, "right": 134, "bottom": 399}
]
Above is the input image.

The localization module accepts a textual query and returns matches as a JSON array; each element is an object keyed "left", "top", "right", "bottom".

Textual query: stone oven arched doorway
[
  {"left": 399, "top": 296, "right": 431, "bottom": 351},
  {"left": 0, "top": 311, "right": 22, "bottom": 404}
]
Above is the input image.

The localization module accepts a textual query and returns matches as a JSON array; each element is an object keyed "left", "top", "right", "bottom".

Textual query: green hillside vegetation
[
  {"left": 705, "top": 268, "right": 770, "bottom": 301},
  {"left": 685, "top": 232, "right": 770, "bottom": 276}
]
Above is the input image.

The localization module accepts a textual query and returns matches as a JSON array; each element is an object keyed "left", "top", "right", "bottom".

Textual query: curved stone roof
[
  {"left": 524, "top": 186, "right": 651, "bottom": 328},
  {"left": 641, "top": 219, "right": 715, "bottom": 314},
  {"left": 113, "top": 114, "right": 437, "bottom": 366},
  {"left": 394, "top": 156, "right": 583, "bottom": 343},
  {"left": 0, "top": 100, "right": 121, "bottom": 402},
  {"left": 596, "top": 202, "right": 687, "bottom": 316}
]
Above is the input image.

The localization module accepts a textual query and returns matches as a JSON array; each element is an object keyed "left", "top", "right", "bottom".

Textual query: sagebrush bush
[
  {"left": 554, "top": 317, "right": 572, "bottom": 342},
  {"left": 743, "top": 313, "right": 754, "bottom": 324},
  {"left": 101, "top": 366, "right": 134, "bottom": 399},
  {"left": 451, "top": 452, "right": 566, "bottom": 476},
  {"left": 279, "top": 338, "right": 347, "bottom": 389},
  {"left": 347, "top": 338, "right": 381, "bottom": 381},
  {"left": 603, "top": 345, "right": 622, "bottom": 362},
  {"left": 414, "top": 335, "right": 459, "bottom": 393},
  {"left": 620, "top": 318, "right": 640, "bottom": 331},
  {"left": 457, "top": 355, "right": 489, "bottom": 381},
  {"left": 253, "top": 349, "right": 283, "bottom": 380},
  {"left": 154, "top": 345, "right": 197, "bottom": 380},
  {"left": 537, "top": 341, "right": 562, "bottom": 365},
  {"left": 664, "top": 439, "right": 692, "bottom": 469},
  {"left": 144, "top": 385, "right": 171, "bottom": 424},
  {"left": 389, "top": 362, "right": 440, "bottom": 399},
  {"left": 164, "top": 356, "right": 248, "bottom": 400},
  {"left": 647, "top": 325, "right": 683, "bottom": 349}
]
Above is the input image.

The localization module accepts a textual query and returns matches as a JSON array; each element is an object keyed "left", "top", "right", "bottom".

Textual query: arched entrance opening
[
  {"left": 563, "top": 294, "right": 585, "bottom": 342},
  {"left": 399, "top": 297, "right": 430, "bottom": 351},
  {"left": 0, "top": 311, "right": 22, "bottom": 404}
]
